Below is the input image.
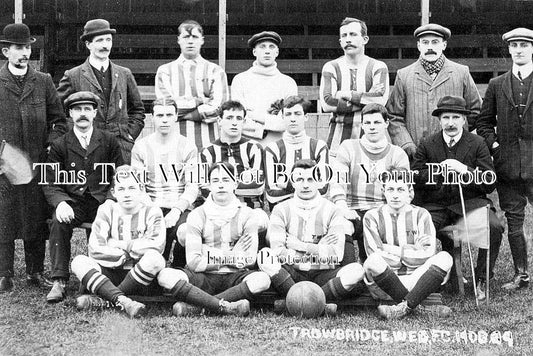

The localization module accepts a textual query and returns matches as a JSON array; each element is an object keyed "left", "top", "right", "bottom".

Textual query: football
[{"left": 286, "top": 281, "right": 326, "bottom": 318}]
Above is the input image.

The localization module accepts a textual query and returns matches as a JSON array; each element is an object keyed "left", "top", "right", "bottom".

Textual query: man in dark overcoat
[
  {"left": 413, "top": 96, "right": 504, "bottom": 301},
  {"left": 0, "top": 23, "right": 66, "bottom": 292},
  {"left": 476, "top": 28, "right": 533, "bottom": 291},
  {"left": 57, "top": 19, "right": 145, "bottom": 163}
]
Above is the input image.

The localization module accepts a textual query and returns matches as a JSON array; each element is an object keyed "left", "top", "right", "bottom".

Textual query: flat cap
[
  {"left": 414, "top": 23, "right": 451, "bottom": 40},
  {"left": 502, "top": 28, "right": 533, "bottom": 43},
  {"left": 247, "top": 31, "right": 282, "bottom": 48},
  {"left": 64, "top": 91, "right": 100, "bottom": 109},
  {"left": 432, "top": 95, "right": 471, "bottom": 117}
]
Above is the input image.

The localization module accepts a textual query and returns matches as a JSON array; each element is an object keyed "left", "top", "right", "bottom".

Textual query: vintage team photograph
[{"left": 0, "top": 0, "right": 531, "bottom": 355}]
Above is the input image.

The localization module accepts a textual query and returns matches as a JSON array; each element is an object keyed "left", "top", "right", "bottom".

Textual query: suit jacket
[
  {"left": 0, "top": 63, "right": 66, "bottom": 242},
  {"left": 476, "top": 70, "right": 533, "bottom": 181},
  {"left": 412, "top": 130, "right": 495, "bottom": 213},
  {"left": 57, "top": 59, "right": 145, "bottom": 142},
  {"left": 387, "top": 57, "right": 481, "bottom": 151},
  {"left": 43, "top": 128, "right": 124, "bottom": 208}
]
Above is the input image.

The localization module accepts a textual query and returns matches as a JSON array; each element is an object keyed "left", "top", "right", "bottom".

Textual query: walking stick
[{"left": 458, "top": 183, "right": 479, "bottom": 307}]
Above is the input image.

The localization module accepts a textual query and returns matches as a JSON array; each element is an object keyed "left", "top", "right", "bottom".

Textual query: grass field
[{"left": 1, "top": 201, "right": 533, "bottom": 356}]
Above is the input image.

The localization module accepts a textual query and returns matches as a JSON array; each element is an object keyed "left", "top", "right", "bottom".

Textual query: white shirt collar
[
  {"left": 73, "top": 126, "right": 94, "bottom": 148},
  {"left": 8, "top": 63, "right": 28, "bottom": 76},
  {"left": 88, "top": 57, "right": 110, "bottom": 72},
  {"left": 512, "top": 62, "right": 533, "bottom": 80},
  {"left": 177, "top": 54, "right": 203, "bottom": 65},
  {"left": 442, "top": 130, "right": 462, "bottom": 146}
]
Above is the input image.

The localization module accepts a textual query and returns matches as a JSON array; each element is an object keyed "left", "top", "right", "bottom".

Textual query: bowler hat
[
  {"left": 414, "top": 23, "right": 451, "bottom": 41},
  {"left": 248, "top": 31, "right": 282, "bottom": 48},
  {"left": 502, "top": 28, "right": 533, "bottom": 43},
  {"left": 432, "top": 96, "right": 471, "bottom": 117},
  {"left": 64, "top": 91, "right": 100, "bottom": 109},
  {"left": 0, "top": 23, "right": 36, "bottom": 45},
  {"left": 80, "top": 19, "right": 116, "bottom": 42}
]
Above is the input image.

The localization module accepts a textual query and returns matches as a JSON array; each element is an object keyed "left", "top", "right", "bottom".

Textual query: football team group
[{"left": 1, "top": 15, "right": 532, "bottom": 320}]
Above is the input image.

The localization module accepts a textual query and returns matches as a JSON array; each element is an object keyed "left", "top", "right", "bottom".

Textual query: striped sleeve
[
  {"left": 329, "top": 140, "right": 352, "bottom": 203},
  {"left": 265, "top": 141, "right": 292, "bottom": 203},
  {"left": 128, "top": 206, "right": 166, "bottom": 260},
  {"left": 319, "top": 60, "right": 354, "bottom": 114},
  {"left": 154, "top": 63, "right": 173, "bottom": 100},
  {"left": 176, "top": 143, "right": 199, "bottom": 211},
  {"left": 185, "top": 208, "right": 214, "bottom": 272},
  {"left": 267, "top": 203, "right": 289, "bottom": 250},
  {"left": 362, "top": 208, "right": 402, "bottom": 270},
  {"left": 198, "top": 64, "right": 229, "bottom": 120},
  {"left": 402, "top": 208, "right": 437, "bottom": 269},
  {"left": 315, "top": 204, "right": 345, "bottom": 262},
  {"left": 236, "top": 208, "right": 260, "bottom": 267},
  {"left": 314, "top": 139, "right": 330, "bottom": 196},
  {"left": 236, "top": 142, "right": 264, "bottom": 197},
  {"left": 358, "top": 60, "right": 390, "bottom": 106},
  {"left": 88, "top": 201, "right": 128, "bottom": 268}
]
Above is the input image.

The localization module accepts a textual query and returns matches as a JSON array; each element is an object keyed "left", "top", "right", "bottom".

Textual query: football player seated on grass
[
  {"left": 71, "top": 165, "right": 166, "bottom": 318},
  {"left": 362, "top": 169, "right": 453, "bottom": 319},
  {"left": 131, "top": 98, "right": 199, "bottom": 268},
  {"left": 264, "top": 96, "right": 329, "bottom": 208},
  {"left": 258, "top": 159, "right": 364, "bottom": 315},
  {"left": 157, "top": 162, "right": 271, "bottom": 316},
  {"left": 200, "top": 100, "right": 264, "bottom": 208}
]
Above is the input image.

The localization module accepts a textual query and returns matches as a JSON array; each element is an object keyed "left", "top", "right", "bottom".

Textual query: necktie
[
  {"left": 518, "top": 71, "right": 523, "bottom": 81},
  {"left": 100, "top": 66, "right": 105, "bottom": 74},
  {"left": 448, "top": 138, "right": 455, "bottom": 148},
  {"left": 81, "top": 135, "right": 89, "bottom": 149}
]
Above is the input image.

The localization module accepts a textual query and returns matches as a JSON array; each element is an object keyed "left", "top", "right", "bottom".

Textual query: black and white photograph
[{"left": 0, "top": 0, "right": 531, "bottom": 355}]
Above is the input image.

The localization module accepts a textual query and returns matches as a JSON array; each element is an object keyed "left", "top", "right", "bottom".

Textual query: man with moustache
[
  {"left": 412, "top": 96, "right": 503, "bottom": 301},
  {"left": 231, "top": 31, "right": 297, "bottom": 146},
  {"left": 319, "top": 17, "right": 389, "bottom": 156},
  {"left": 57, "top": 19, "right": 145, "bottom": 163},
  {"left": 476, "top": 28, "right": 533, "bottom": 292},
  {"left": 155, "top": 20, "right": 229, "bottom": 150},
  {"left": 0, "top": 23, "right": 66, "bottom": 292},
  {"left": 387, "top": 24, "right": 481, "bottom": 159},
  {"left": 43, "top": 91, "right": 123, "bottom": 303}
]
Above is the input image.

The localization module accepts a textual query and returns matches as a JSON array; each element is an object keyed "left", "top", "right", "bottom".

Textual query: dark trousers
[
  {"left": 161, "top": 208, "right": 190, "bottom": 267},
  {"left": 346, "top": 210, "right": 367, "bottom": 264},
  {"left": 49, "top": 195, "right": 100, "bottom": 280},
  {"left": 497, "top": 180, "right": 533, "bottom": 277},
  {"left": 0, "top": 239, "right": 46, "bottom": 277},
  {"left": 430, "top": 207, "right": 503, "bottom": 281}
]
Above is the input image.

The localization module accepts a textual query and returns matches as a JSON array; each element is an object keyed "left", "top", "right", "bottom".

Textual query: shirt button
[{"left": 520, "top": 93, "right": 523, "bottom": 96}]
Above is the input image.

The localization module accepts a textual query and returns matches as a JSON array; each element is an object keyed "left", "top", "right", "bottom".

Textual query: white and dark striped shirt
[
  {"left": 319, "top": 56, "right": 389, "bottom": 155},
  {"left": 131, "top": 132, "right": 198, "bottom": 212},
  {"left": 89, "top": 200, "right": 166, "bottom": 269},
  {"left": 269, "top": 197, "right": 345, "bottom": 270},
  {"left": 155, "top": 55, "right": 229, "bottom": 149},
  {"left": 363, "top": 204, "right": 436, "bottom": 274},
  {"left": 264, "top": 135, "right": 329, "bottom": 203},
  {"left": 330, "top": 139, "right": 409, "bottom": 211},
  {"left": 201, "top": 138, "right": 264, "bottom": 198}
]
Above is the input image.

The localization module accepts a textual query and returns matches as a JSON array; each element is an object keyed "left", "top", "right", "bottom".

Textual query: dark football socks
[
  {"left": 82, "top": 269, "right": 123, "bottom": 303},
  {"left": 169, "top": 280, "right": 221, "bottom": 312},
  {"left": 322, "top": 277, "right": 349, "bottom": 301},
  {"left": 373, "top": 267, "right": 409, "bottom": 303},
  {"left": 270, "top": 268, "right": 295, "bottom": 295},
  {"left": 215, "top": 281, "right": 254, "bottom": 302},
  {"left": 118, "top": 264, "right": 156, "bottom": 295},
  {"left": 406, "top": 265, "right": 447, "bottom": 309}
]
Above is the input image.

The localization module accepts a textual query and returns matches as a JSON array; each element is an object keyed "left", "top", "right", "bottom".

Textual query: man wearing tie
[
  {"left": 476, "top": 28, "right": 533, "bottom": 292},
  {"left": 43, "top": 91, "right": 123, "bottom": 303},
  {"left": 57, "top": 19, "right": 145, "bottom": 163}
]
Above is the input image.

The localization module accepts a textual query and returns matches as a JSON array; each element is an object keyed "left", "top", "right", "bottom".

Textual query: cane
[{"left": 458, "top": 183, "right": 479, "bottom": 307}]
